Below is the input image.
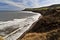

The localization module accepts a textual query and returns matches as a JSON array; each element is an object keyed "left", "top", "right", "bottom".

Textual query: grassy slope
[{"left": 18, "top": 4, "right": 60, "bottom": 40}]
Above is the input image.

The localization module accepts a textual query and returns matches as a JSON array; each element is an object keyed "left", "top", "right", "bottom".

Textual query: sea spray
[{"left": 0, "top": 18, "right": 26, "bottom": 36}]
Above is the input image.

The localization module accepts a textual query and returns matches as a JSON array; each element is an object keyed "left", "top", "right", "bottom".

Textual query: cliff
[{"left": 21, "top": 4, "right": 60, "bottom": 40}]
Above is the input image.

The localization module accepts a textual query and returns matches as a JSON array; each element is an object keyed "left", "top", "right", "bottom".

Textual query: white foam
[
  {"left": 0, "top": 11, "right": 42, "bottom": 40},
  {"left": 5, "top": 12, "right": 41, "bottom": 40},
  {"left": 0, "top": 18, "right": 26, "bottom": 30}
]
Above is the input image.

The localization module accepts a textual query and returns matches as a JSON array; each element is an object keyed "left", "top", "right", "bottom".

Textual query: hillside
[
  {"left": 23, "top": 4, "right": 60, "bottom": 16},
  {"left": 19, "top": 4, "right": 60, "bottom": 40}
]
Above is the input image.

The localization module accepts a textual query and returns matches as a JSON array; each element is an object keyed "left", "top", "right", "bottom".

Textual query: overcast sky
[{"left": 0, "top": 0, "right": 60, "bottom": 10}]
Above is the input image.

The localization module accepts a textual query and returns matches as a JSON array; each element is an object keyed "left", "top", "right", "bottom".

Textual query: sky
[{"left": 0, "top": 0, "right": 60, "bottom": 10}]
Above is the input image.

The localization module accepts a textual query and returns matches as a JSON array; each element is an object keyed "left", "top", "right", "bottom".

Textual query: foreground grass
[{"left": 21, "top": 29, "right": 60, "bottom": 40}]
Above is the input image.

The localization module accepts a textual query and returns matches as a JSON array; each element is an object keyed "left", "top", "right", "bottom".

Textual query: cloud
[
  {"left": 18, "top": 0, "right": 60, "bottom": 7},
  {"left": 0, "top": 0, "right": 60, "bottom": 10},
  {"left": 39, "top": 0, "right": 60, "bottom": 7},
  {"left": 0, "top": 0, "right": 40, "bottom": 8},
  {"left": 21, "top": 0, "right": 40, "bottom": 8},
  {"left": 0, "top": 0, "right": 27, "bottom": 9}
]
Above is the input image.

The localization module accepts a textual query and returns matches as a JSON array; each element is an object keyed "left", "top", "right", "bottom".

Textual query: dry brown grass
[
  {"left": 21, "top": 33, "right": 47, "bottom": 40},
  {"left": 21, "top": 29, "right": 60, "bottom": 40},
  {"left": 0, "top": 36, "right": 4, "bottom": 40}
]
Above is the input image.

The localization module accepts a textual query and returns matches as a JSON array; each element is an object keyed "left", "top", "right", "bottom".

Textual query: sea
[
  {"left": 0, "top": 11, "right": 35, "bottom": 21},
  {"left": 0, "top": 11, "right": 36, "bottom": 37}
]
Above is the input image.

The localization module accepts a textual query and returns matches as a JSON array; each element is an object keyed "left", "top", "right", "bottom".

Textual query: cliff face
[
  {"left": 22, "top": 4, "right": 60, "bottom": 32},
  {"left": 21, "top": 4, "right": 60, "bottom": 40}
]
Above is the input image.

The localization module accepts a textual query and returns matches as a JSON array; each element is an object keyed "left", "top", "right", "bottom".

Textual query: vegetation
[
  {"left": 21, "top": 29, "right": 60, "bottom": 40},
  {"left": 18, "top": 4, "right": 60, "bottom": 40}
]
